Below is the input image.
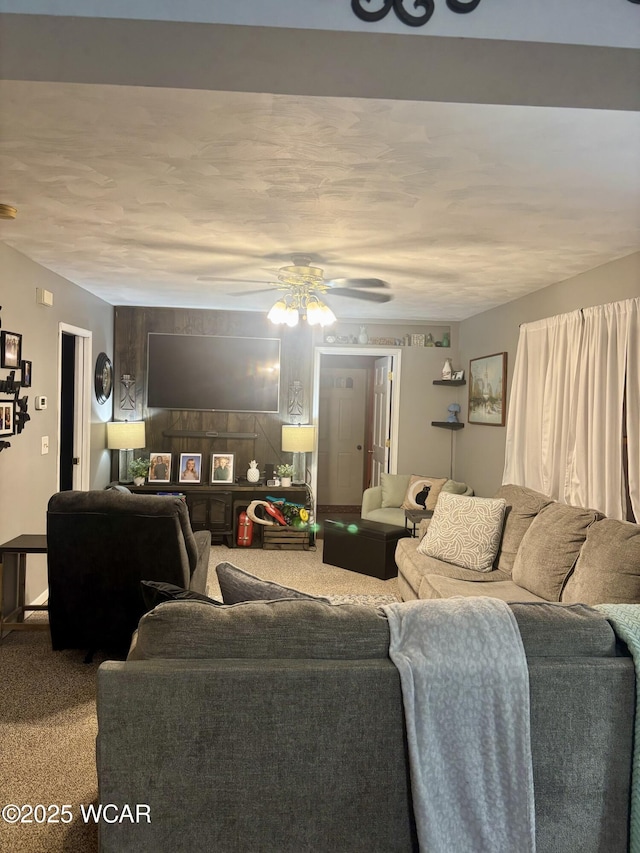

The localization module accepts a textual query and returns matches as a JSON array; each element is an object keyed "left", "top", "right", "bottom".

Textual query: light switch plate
[{"left": 41, "top": 436, "right": 49, "bottom": 455}]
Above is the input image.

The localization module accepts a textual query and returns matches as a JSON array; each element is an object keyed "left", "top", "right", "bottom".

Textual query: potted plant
[
  {"left": 276, "top": 463, "right": 293, "bottom": 487},
  {"left": 129, "top": 456, "right": 151, "bottom": 486}
]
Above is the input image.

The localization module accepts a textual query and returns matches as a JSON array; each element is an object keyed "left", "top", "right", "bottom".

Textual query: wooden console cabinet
[{"left": 128, "top": 484, "right": 308, "bottom": 546}]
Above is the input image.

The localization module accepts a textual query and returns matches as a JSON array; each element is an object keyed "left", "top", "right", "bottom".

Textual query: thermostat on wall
[{"left": 35, "top": 396, "right": 47, "bottom": 410}]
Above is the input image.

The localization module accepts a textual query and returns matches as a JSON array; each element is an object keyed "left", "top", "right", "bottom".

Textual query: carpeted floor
[{"left": 0, "top": 543, "right": 399, "bottom": 853}]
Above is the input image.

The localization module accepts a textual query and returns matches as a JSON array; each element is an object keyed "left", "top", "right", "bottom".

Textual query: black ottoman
[{"left": 322, "top": 518, "right": 410, "bottom": 580}]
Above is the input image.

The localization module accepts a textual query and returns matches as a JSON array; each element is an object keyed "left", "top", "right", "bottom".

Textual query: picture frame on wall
[
  {"left": 20, "top": 360, "right": 32, "bottom": 387},
  {"left": 178, "top": 453, "right": 202, "bottom": 484},
  {"left": 468, "top": 352, "right": 507, "bottom": 426},
  {"left": 211, "top": 453, "right": 234, "bottom": 484},
  {"left": 1, "top": 330, "right": 22, "bottom": 369},
  {"left": 0, "top": 399, "right": 16, "bottom": 436},
  {"left": 149, "top": 452, "right": 172, "bottom": 483}
]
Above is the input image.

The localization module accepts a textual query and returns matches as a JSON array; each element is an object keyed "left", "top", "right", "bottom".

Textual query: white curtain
[
  {"left": 503, "top": 297, "right": 640, "bottom": 521},
  {"left": 503, "top": 310, "right": 583, "bottom": 500}
]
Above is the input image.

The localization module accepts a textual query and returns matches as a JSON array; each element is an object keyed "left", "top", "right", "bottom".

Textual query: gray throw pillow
[
  {"left": 216, "top": 562, "right": 330, "bottom": 605},
  {"left": 140, "top": 580, "right": 223, "bottom": 611}
]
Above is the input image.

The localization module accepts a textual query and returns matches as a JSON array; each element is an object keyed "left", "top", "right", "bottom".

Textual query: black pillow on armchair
[{"left": 140, "top": 580, "right": 223, "bottom": 611}]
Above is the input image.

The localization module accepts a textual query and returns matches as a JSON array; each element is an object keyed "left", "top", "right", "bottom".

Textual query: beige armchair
[{"left": 361, "top": 474, "right": 473, "bottom": 528}]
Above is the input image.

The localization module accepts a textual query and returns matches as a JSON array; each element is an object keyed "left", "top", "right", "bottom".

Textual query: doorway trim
[
  {"left": 310, "top": 346, "right": 402, "bottom": 510},
  {"left": 58, "top": 323, "right": 92, "bottom": 491}
]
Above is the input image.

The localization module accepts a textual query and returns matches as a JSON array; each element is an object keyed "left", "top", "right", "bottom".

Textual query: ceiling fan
[{"left": 229, "top": 255, "right": 393, "bottom": 328}]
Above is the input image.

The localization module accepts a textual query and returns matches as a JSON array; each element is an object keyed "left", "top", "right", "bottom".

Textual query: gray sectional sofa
[
  {"left": 96, "top": 597, "right": 634, "bottom": 852},
  {"left": 396, "top": 483, "right": 640, "bottom": 605}
]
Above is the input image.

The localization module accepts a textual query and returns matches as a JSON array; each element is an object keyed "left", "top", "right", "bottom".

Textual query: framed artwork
[
  {"left": 468, "top": 352, "right": 507, "bottom": 426},
  {"left": 21, "top": 360, "right": 32, "bottom": 387},
  {"left": 453, "top": 369, "right": 465, "bottom": 381},
  {"left": 178, "top": 453, "right": 202, "bottom": 484},
  {"left": 211, "top": 453, "right": 234, "bottom": 484},
  {"left": 0, "top": 399, "right": 15, "bottom": 436},
  {"left": 1, "top": 330, "right": 22, "bottom": 369},
  {"left": 149, "top": 452, "right": 172, "bottom": 482}
]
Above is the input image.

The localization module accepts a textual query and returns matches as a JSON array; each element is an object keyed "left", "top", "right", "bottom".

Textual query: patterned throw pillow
[
  {"left": 401, "top": 475, "right": 448, "bottom": 511},
  {"left": 417, "top": 492, "right": 507, "bottom": 571}
]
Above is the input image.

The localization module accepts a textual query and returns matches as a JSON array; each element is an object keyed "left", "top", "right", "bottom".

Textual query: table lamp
[
  {"left": 106, "top": 420, "right": 146, "bottom": 482},
  {"left": 281, "top": 424, "right": 316, "bottom": 485}
]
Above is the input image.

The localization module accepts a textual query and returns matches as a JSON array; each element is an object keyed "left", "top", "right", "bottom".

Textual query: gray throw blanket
[{"left": 382, "top": 598, "right": 536, "bottom": 853}]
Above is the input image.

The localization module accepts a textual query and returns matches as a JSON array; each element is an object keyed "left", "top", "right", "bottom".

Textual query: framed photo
[
  {"left": 178, "top": 453, "right": 202, "bottom": 484},
  {"left": 20, "top": 360, "right": 32, "bottom": 387},
  {"left": 468, "top": 352, "right": 507, "bottom": 426},
  {"left": 0, "top": 399, "right": 15, "bottom": 436},
  {"left": 149, "top": 452, "right": 172, "bottom": 482},
  {"left": 211, "top": 453, "right": 235, "bottom": 484},
  {"left": 453, "top": 370, "right": 465, "bottom": 381},
  {"left": 1, "top": 331, "right": 22, "bottom": 369}
]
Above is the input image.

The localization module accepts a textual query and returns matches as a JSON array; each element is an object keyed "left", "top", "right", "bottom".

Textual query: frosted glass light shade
[
  {"left": 281, "top": 424, "right": 316, "bottom": 453},
  {"left": 107, "top": 420, "right": 146, "bottom": 450}
]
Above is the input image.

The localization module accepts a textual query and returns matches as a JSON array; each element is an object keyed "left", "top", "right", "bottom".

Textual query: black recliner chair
[{"left": 46, "top": 490, "right": 211, "bottom": 657}]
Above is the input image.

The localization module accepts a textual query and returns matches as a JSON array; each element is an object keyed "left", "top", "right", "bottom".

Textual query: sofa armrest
[
  {"left": 361, "top": 485, "right": 383, "bottom": 518},
  {"left": 188, "top": 530, "right": 212, "bottom": 594}
]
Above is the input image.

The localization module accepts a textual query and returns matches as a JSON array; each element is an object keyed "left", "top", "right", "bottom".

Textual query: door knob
[{"left": 356, "top": 445, "right": 362, "bottom": 450}]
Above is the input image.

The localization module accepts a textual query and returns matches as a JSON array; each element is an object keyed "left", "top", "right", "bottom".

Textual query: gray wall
[
  {"left": 456, "top": 251, "right": 640, "bottom": 497},
  {"left": 0, "top": 243, "right": 113, "bottom": 607}
]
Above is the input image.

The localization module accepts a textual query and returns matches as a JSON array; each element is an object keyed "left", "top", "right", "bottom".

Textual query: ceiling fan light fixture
[
  {"left": 268, "top": 296, "right": 300, "bottom": 327},
  {"left": 306, "top": 296, "right": 336, "bottom": 327},
  {"left": 267, "top": 298, "right": 288, "bottom": 324},
  {"left": 284, "top": 304, "right": 300, "bottom": 327}
]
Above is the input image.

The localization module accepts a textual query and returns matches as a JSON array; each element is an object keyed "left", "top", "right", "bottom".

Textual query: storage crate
[{"left": 263, "top": 526, "right": 310, "bottom": 550}]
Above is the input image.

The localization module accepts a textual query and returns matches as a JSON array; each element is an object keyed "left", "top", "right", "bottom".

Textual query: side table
[
  {"left": 404, "top": 509, "right": 433, "bottom": 537},
  {"left": 0, "top": 534, "right": 49, "bottom": 639}
]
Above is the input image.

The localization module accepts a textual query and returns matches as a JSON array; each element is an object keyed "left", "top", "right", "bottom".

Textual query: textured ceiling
[{"left": 0, "top": 80, "right": 639, "bottom": 321}]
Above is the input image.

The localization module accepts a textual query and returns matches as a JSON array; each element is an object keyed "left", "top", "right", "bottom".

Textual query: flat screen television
[{"left": 146, "top": 333, "right": 281, "bottom": 412}]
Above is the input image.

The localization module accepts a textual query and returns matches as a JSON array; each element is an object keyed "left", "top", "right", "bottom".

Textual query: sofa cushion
[
  {"left": 401, "top": 475, "right": 448, "bottom": 511},
  {"left": 417, "top": 492, "right": 506, "bottom": 571},
  {"left": 128, "top": 598, "right": 391, "bottom": 660},
  {"left": 366, "top": 506, "right": 407, "bottom": 528},
  {"left": 421, "top": 574, "right": 547, "bottom": 602},
  {"left": 140, "top": 580, "right": 222, "bottom": 611},
  {"left": 511, "top": 503, "right": 602, "bottom": 602},
  {"left": 380, "top": 473, "right": 411, "bottom": 508},
  {"left": 492, "top": 484, "right": 553, "bottom": 573},
  {"left": 561, "top": 518, "right": 640, "bottom": 605},
  {"left": 396, "top": 537, "right": 512, "bottom": 597},
  {"left": 509, "top": 602, "right": 617, "bottom": 657},
  {"left": 216, "top": 562, "right": 330, "bottom": 605}
]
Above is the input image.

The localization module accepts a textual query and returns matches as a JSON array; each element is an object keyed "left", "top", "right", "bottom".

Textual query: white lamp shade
[
  {"left": 106, "top": 420, "right": 146, "bottom": 450},
  {"left": 281, "top": 424, "right": 316, "bottom": 453}
]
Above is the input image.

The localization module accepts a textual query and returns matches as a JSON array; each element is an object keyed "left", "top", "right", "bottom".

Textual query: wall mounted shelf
[
  {"left": 432, "top": 379, "right": 466, "bottom": 386},
  {"left": 431, "top": 421, "right": 464, "bottom": 430}
]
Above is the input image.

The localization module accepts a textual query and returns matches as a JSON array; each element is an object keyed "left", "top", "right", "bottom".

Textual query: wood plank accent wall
[{"left": 113, "top": 307, "right": 313, "bottom": 481}]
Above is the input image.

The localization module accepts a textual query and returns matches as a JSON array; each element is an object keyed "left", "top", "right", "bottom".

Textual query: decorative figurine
[{"left": 447, "top": 403, "right": 461, "bottom": 423}]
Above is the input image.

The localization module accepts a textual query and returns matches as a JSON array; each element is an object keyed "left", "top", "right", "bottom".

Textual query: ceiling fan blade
[
  {"left": 225, "top": 287, "right": 278, "bottom": 297},
  {"left": 326, "top": 278, "right": 390, "bottom": 289},
  {"left": 327, "top": 288, "right": 393, "bottom": 303}
]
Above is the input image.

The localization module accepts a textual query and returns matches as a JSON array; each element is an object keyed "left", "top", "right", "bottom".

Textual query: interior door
[
  {"left": 58, "top": 324, "right": 92, "bottom": 491},
  {"left": 317, "top": 367, "right": 367, "bottom": 505},
  {"left": 371, "top": 356, "right": 393, "bottom": 487},
  {"left": 59, "top": 333, "right": 76, "bottom": 490}
]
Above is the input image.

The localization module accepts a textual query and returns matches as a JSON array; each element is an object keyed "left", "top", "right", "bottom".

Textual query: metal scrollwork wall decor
[{"left": 351, "top": 0, "right": 481, "bottom": 28}]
